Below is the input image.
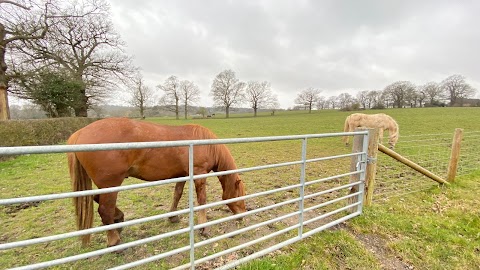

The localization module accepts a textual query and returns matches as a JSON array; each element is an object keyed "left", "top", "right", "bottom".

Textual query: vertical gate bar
[
  {"left": 188, "top": 144, "right": 195, "bottom": 270},
  {"left": 298, "top": 138, "right": 307, "bottom": 239},
  {"left": 356, "top": 132, "right": 369, "bottom": 214}
]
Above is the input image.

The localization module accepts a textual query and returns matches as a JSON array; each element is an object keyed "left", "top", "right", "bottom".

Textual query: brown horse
[
  {"left": 343, "top": 113, "right": 399, "bottom": 149},
  {"left": 67, "top": 118, "right": 246, "bottom": 247}
]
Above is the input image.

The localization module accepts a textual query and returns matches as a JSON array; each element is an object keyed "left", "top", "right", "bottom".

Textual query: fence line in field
[
  {"left": 0, "top": 131, "right": 369, "bottom": 270},
  {"left": 374, "top": 130, "right": 480, "bottom": 199}
]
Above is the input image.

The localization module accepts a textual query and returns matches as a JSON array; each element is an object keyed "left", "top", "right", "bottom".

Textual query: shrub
[{"left": 0, "top": 117, "right": 99, "bottom": 160}]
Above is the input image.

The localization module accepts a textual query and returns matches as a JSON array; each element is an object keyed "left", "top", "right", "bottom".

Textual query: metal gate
[{"left": 0, "top": 130, "right": 368, "bottom": 269}]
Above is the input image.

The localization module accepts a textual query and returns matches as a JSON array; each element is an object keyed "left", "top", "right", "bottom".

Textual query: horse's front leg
[
  {"left": 169, "top": 181, "right": 186, "bottom": 223},
  {"left": 379, "top": 128, "right": 384, "bottom": 145},
  {"left": 194, "top": 178, "right": 208, "bottom": 236}
]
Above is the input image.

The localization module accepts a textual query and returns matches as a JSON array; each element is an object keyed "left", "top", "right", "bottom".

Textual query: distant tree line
[{"left": 293, "top": 74, "right": 478, "bottom": 112}]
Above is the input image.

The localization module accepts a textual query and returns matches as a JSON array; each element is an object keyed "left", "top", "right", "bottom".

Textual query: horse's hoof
[
  {"left": 169, "top": 216, "right": 180, "bottom": 223},
  {"left": 107, "top": 238, "right": 122, "bottom": 249},
  {"left": 200, "top": 227, "right": 210, "bottom": 237}
]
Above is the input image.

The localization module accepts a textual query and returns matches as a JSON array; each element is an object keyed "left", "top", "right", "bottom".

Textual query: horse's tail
[
  {"left": 343, "top": 115, "right": 351, "bottom": 145},
  {"left": 68, "top": 152, "right": 94, "bottom": 246}
]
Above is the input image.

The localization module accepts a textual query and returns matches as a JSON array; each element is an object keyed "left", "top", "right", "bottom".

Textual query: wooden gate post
[
  {"left": 447, "top": 128, "right": 463, "bottom": 182},
  {"left": 365, "top": 128, "right": 380, "bottom": 206}
]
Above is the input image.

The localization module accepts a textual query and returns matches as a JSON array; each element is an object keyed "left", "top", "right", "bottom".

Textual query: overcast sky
[{"left": 109, "top": 0, "right": 480, "bottom": 109}]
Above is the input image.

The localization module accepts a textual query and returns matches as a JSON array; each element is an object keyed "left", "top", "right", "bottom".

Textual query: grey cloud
[{"left": 110, "top": 0, "right": 480, "bottom": 108}]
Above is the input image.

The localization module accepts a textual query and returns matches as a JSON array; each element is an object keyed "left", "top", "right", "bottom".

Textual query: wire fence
[{"left": 374, "top": 130, "right": 480, "bottom": 199}]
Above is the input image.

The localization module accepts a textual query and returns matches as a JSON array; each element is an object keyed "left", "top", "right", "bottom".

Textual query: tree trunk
[
  {"left": 175, "top": 98, "right": 179, "bottom": 120},
  {"left": 140, "top": 99, "right": 145, "bottom": 119},
  {"left": 184, "top": 102, "right": 188, "bottom": 119},
  {"left": 70, "top": 75, "right": 88, "bottom": 117},
  {"left": 0, "top": 85, "right": 9, "bottom": 120},
  {"left": 226, "top": 106, "right": 230, "bottom": 118},
  {"left": 74, "top": 89, "right": 88, "bottom": 117},
  {"left": 0, "top": 24, "right": 10, "bottom": 120}
]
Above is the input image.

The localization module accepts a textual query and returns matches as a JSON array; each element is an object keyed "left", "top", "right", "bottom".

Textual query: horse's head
[
  {"left": 221, "top": 174, "right": 246, "bottom": 214},
  {"left": 388, "top": 129, "right": 399, "bottom": 150}
]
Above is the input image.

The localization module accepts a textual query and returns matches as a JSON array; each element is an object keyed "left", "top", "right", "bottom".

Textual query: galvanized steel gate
[{"left": 0, "top": 131, "right": 369, "bottom": 269}]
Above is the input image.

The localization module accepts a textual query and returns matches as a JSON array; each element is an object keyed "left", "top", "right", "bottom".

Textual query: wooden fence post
[
  {"left": 365, "top": 128, "right": 380, "bottom": 207},
  {"left": 447, "top": 128, "right": 463, "bottom": 182}
]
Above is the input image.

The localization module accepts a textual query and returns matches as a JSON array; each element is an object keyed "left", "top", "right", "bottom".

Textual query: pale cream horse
[{"left": 343, "top": 113, "right": 399, "bottom": 149}]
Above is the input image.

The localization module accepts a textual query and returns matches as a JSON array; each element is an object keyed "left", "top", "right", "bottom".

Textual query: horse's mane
[
  {"left": 189, "top": 125, "right": 237, "bottom": 172},
  {"left": 189, "top": 124, "right": 218, "bottom": 140}
]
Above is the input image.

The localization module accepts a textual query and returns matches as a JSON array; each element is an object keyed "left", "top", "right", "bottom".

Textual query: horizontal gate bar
[{"left": 0, "top": 131, "right": 368, "bottom": 156}]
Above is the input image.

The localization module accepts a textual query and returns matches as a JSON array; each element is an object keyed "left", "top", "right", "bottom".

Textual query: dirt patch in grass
[
  {"left": 2, "top": 201, "right": 41, "bottom": 214},
  {"left": 352, "top": 232, "right": 413, "bottom": 270},
  {"left": 332, "top": 223, "right": 412, "bottom": 270}
]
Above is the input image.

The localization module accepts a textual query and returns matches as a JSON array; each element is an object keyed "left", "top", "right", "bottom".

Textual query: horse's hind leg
[
  {"left": 169, "top": 181, "right": 186, "bottom": 223},
  {"left": 97, "top": 192, "right": 122, "bottom": 247},
  {"left": 94, "top": 195, "right": 125, "bottom": 233}
]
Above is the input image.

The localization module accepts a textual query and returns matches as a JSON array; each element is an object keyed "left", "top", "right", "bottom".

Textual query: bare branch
[{"left": 0, "top": 0, "right": 30, "bottom": 10}]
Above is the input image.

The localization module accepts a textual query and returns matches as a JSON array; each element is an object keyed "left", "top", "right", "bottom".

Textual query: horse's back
[
  {"left": 67, "top": 118, "right": 218, "bottom": 183},
  {"left": 69, "top": 118, "right": 215, "bottom": 143}
]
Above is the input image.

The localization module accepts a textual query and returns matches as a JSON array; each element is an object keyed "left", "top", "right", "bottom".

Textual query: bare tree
[
  {"left": 179, "top": 80, "right": 200, "bottom": 119},
  {"left": 245, "top": 80, "right": 273, "bottom": 117},
  {"left": 11, "top": 0, "right": 132, "bottom": 117},
  {"left": 356, "top": 90, "right": 369, "bottom": 109},
  {"left": 196, "top": 107, "right": 208, "bottom": 118},
  {"left": 0, "top": 0, "right": 50, "bottom": 120},
  {"left": 404, "top": 87, "right": 419, "bottom": 108},
  {"left": 158, "top": 75, "right": 181, "bottom": 119},
  {"left": 316, "top": 95, "right": 327, "bottom": 110},
  {"left": 384, "top": 81, "right": 416, "bottom": 108},
  {"left": 294, "top": 87, "right": 321, "bottom": 113},
  {"left": 367, "top": 90, "right": 382, "bottom": 109},
  {"left": 337, "top": 92, "right": 355, "bottom": 110},
  {"left": 267, "top": 95, "right": 280, "bottom": 115},
  {"left": 415, "top": 88, "right": 426, "bottom": 107},
  {"left": 327, "top": 95, "right": 337, "bottom": 109},
  {"left": 380, "top": 90, "right": 394, "bottom": 108},
  {"left": 420, "top": 82, "right": 443, "bottom": 105},
  {"left": 210, "top": 69, "right": 245, "bottom": 118},
  {"left": 129, "top": 75, "right": 154, "bottom": 119},
  {"left": 419, "top": 82, "right": 442, "bottom": 104},
  {"left": 441, "top": 74, "right": 477, "bottom": 106}
]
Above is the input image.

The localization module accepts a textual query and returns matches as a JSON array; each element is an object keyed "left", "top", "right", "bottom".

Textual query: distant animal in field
[
  {"left": 67, "top": 118, "right": 246, "bottom": 247},
  {"left": 343, "top": 113, "right": 399, "bottom": 149}
]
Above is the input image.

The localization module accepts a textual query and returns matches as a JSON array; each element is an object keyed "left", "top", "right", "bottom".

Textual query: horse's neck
[{"left": 213, "top": 144, "right": 238, "bottom": 172}]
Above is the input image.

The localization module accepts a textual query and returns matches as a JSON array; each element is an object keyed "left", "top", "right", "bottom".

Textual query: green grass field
[{"left": 1, "top": 107, "right": 479, "bottom": 269}]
